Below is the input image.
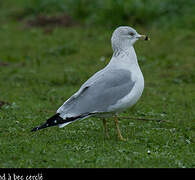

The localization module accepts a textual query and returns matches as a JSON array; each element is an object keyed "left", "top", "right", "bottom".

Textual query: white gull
[{"left": 31, "top": 26, "right": 149, "bottom": 140}]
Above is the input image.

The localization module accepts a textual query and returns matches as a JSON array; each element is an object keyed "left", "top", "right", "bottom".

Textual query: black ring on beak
[{"left": 144, "top": 36, "right": 149, "bottom": 41}]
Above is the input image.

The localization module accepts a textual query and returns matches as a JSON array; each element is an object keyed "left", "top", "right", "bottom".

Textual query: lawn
[{"left": 0, "top": 0, "right": 194, "bottom": 168}]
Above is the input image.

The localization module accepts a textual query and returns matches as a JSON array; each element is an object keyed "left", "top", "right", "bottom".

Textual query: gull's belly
[{"left": 108, "top": 72, "right": 144, "bottom": 112}]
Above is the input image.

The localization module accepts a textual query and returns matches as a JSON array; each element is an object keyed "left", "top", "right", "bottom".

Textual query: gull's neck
[{"left": 109, "top": 46, "right": 139, "bottom": 68}]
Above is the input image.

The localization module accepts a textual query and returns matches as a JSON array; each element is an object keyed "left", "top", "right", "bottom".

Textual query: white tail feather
[
  {"left": 58, "top": 115, "right": 91, "bottom": 128},
  {"left": 58, "top": 122, "right": 72, "bottom": 128}
]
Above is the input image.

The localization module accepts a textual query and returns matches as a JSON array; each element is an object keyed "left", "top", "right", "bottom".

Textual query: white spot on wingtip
[{"left": 147, "top": 150, "right": 151, "bottom": 155}]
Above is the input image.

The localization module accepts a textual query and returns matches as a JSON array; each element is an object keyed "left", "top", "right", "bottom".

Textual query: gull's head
[{"left": 111, "top": 26, "right": 149, "bottom": 52}]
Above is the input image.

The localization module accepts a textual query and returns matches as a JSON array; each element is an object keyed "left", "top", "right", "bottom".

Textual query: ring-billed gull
[{"left": 31, "top": 26, "right": 149, "bottom": 140}]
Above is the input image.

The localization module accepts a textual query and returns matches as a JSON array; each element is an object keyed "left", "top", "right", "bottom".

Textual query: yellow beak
[{"left": 140, "top": 35, "right": 150, "bottom": 41}]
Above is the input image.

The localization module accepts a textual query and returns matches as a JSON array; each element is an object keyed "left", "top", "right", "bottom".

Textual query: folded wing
[{"left": 57, "top": 68, "right": 135, "bottom": 118}]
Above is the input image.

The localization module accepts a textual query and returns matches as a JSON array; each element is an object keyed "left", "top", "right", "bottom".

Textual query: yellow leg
[
  {"left": 102, "top": 118, "right": 109, "bottom": 139},
  {"left": 114, "top": 116, "right": 125, "bottom": 141}
]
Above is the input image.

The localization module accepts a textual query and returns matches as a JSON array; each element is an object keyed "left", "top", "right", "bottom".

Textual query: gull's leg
[
  {"left": 114, "top": 115, "right": 125, "bottom": 141},
  {"left": 102, "top": 118, "right": 109, "bottom": 139}
]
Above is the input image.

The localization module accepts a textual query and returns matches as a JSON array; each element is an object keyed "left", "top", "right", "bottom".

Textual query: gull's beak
[{"left": 137, "top": 34, "right": 150, "bottom": 41}]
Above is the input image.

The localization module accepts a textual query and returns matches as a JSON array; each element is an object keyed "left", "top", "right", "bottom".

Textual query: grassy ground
[{"left": 0, "top": 1, "right": 195, "bottom": 168}]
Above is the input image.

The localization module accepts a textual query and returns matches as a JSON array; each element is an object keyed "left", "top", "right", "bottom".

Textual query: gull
[{"left": 31, "top": 26, "right": 149, "bottom": 140}]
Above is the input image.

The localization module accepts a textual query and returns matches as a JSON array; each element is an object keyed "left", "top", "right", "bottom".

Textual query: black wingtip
[
  {"left": 31, "top": 127, "right": 38, "bottom": 132},
  {"left": 31, "top": 122, "right": 48, "bottom": 132},
  {"left": 31, "top": 113, "right": 92, "bottom": 133},
  {"left": 31, "top": 113, "right": 64, "bottom": 132}
]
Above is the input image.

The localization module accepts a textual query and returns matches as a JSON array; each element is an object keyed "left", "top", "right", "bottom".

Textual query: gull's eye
[{"left": 129, "top": 32, "right": 135, "bottom": 36}]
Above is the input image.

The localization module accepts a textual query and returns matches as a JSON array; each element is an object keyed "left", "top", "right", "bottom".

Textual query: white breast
[{"left": 107, "top": 53, "right": 144, "bottom": 112}]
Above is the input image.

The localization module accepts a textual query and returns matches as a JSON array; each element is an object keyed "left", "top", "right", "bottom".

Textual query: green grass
[{"left": 0, "top": 1, "right": 195, "bottom": 168}]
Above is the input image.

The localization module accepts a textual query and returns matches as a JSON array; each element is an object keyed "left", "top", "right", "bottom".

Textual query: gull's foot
[{"left": 118, "top": 135, "right": 126, "bottom": 141}]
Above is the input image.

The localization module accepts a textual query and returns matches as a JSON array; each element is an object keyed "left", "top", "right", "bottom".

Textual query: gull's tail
[{"left": 31, "top": 113, "right": 91, "bottom": 132}]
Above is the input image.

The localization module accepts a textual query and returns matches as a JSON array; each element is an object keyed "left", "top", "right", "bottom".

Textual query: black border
[{"left": 0, "top": 168, "right": 194, "bottom": 179}]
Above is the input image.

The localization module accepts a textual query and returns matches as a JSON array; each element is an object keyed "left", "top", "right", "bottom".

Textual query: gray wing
[{"left": 57, "top": 68, "right": 135, "bottom": 117}]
